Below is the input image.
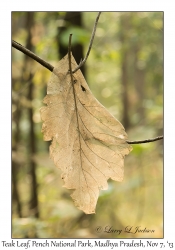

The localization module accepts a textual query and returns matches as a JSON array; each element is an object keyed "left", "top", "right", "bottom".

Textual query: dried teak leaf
[{"left": 40, "top": 54, "right": 132, "bottom": 214}]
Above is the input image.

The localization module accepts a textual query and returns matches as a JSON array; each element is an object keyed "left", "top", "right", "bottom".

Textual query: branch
[
  {"left": 12, "top": 40, "right": 54, "bottom": 72},
  {"left": 127, "top": 135, "right": 163, "bottom": 144},
  {"left": 12, "top": 12, "right": 101, "bottom": 74},
  {"left": 72, "top": 12, "right": 101, "bottom": 74}
]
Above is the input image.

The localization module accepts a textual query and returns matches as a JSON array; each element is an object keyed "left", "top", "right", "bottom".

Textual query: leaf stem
[
  {"left": 68, "top": 34, "right": 87, "bottom": 184},
  {"left": 126, "top": 135, "right": 163, "bottom": 144}
]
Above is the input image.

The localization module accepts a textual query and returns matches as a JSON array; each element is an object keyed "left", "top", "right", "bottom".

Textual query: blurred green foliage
[
  {"left": 12, "top": 12, "right": 163, "bottom": 238},
  {"left": 60, "top": 26, "right": 90, "bottom": 46}
]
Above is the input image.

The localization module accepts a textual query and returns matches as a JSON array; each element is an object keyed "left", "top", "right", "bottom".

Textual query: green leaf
[{"left": 60, "top": 26, "right": 89, "bottom": 46}]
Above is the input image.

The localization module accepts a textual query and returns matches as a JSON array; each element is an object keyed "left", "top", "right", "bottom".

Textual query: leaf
[
  {"left": 60, "top": 26, "right": 89, "bottom": 46},
  {"left": 40, "top": 54, "right": 132, "bottom": 214}
]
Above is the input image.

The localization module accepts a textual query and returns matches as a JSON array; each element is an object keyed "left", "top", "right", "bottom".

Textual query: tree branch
[
  {"left": 12, "top": 12, "right": 101, "bottom": 74},
  {"left": 127, "top": 135, "right": 163, "bottom": 144},
  {"left": 12, "top": 12, "right": 101, "bottom": 75},
  {"left": 72, "top": 12, "right": 101, "bottom": 74},
  {"left": 12, "top": 40, "right": 54, "bottom": 72}
]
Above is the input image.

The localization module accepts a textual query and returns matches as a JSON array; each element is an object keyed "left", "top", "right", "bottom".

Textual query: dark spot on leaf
[
  {"left": 74, "top": 79, "right": 77, "bottom": 84},
  {"left": 81, "top": 85, "right": 86, "bottom": 92}
]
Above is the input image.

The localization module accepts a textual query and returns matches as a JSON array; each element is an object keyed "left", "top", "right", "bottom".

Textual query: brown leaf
[{"left": 40, "top": 54, "right": 132, "bottom": 214}]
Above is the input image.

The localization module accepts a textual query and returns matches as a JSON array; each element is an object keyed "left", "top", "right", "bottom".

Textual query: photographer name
[
  {"left": 125, "top": 226, "right": 155, "bottom": 234},
  {"left": 96, "top": 225, "right": 155, "bottom": 235}
]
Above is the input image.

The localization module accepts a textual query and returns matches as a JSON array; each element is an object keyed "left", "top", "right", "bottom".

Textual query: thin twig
[
  {"left": 72, "top": 12, "right": 101, "bottom": 74},
  {"left": 12, "top": 12, "right": 101, "bottom": 74},
  {"left": 12, "top": 40, "right": 54, "bottom": 72},
  {"left": 127, "top": 135, "right": 163, "bottom": 144},
  {"left": 68, "top": 34, "right": 73, "bottom": 77}
]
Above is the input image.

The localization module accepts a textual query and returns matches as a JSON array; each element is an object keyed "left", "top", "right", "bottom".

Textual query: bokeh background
[{"left": 12, "top": 12, "right": 163, "bottom": 238}]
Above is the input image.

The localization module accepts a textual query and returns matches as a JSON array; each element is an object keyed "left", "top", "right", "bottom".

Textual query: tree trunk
[
  {"left": 12, "top": 96, "right": 22, "bottom": 217},
  {"left": 57, "top": 12, "right": 86, "bottom": 77},
  {"left": 120, "top": 14, "right": 130, "bottom": 130},
  {"left": 133, "top": 46, "right": 145, "bottom": 123},
  {"left": 25, "top": 12, "right": 39, "bottom": 218}
]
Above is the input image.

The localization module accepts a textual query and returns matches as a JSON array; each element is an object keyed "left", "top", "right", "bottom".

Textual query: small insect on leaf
[
  {"left": 81, "top": 85, "right": 86, "bottom": 92},
  {"left": 40, "top": 53, "right": 132, "bottom": 214}
]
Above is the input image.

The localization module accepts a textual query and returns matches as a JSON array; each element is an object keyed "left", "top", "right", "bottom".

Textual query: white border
[{"left": 1, "top": 0, "right": 175, "bottom": 247}]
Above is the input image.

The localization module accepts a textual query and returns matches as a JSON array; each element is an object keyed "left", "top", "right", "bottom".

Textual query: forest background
[{"left": 12, "top": 12, "right": 163, "bottom": 238}]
